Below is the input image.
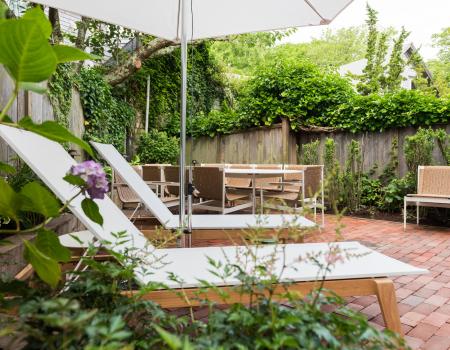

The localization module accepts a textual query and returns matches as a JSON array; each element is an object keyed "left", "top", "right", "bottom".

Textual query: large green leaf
[
  {"left": 23, "top": 240, "right": 61, "bottom": 288},
  {"left": 0, "top": 178, "right": 22, "bottom": 220},
  {"left": 53, "top": 45, "right": 94, "bottom": 63},
  {"left": 81, "top": 198, "right": 103, "bottom": 226},
  {"left": 0, "top": 15, "right": 57, "bottom": 83},
  {"left": 19, "top": 82, "right": 47, "bottom": 94},
  {"left": 35, "top": 229, "right": 71, "bottom": 262},
  {"left": 18, "top": 117, "right": 94, "bottom": 156},
  {"left": 22, "top": 7, "right": 52, "bottom": 38},
  {"left": 20, "top": 181, "right": 60, "bottom": 218}
]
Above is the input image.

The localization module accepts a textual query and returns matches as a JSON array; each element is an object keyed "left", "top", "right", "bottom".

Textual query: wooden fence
[
  {"left": 189, "top": 117, "right": 449, "bottom": 175},
  {"left": 298, "top": 124, "right": 450, "bottom": 177},
  {"left": 187, "top": 119, "right": 297, "bottom": 164},
  {"left": 0, "top": 66, "right": 85, "bottom": 165}
]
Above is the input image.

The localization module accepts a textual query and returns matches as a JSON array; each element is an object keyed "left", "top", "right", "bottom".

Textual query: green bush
[
  {"left": 404, "top": 128, "right": 436, "bottom": 179},
  {"left": 136, "top": 130, "right": 179, "bottom": 164},
  {"left": 300, "top": 139, "right": 320, "bottom": 165},
  {"left": 241, "top": 60, "right": 355, "bottom": 130}
]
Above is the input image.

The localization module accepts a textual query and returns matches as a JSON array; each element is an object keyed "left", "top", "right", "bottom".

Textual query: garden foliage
[
  {"left": 78, "top": 69, "right": 135, "bottom": 153},
  {"left": 136, "top": 130, "right": 179, "bottom": 164},
  {"left": 190, "top": 60, "right": 449, "bottom": 137}
]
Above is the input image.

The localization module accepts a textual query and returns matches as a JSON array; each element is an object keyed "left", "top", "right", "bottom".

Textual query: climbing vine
[
  {"left": 114, "top": 42, "right": 226, "bottom": 136},
  {"left": 47, "top": 63, "right": 74, "bottom": 128},
  {"left": 78, "top": 68, "right": 135, "bottom": 153}
]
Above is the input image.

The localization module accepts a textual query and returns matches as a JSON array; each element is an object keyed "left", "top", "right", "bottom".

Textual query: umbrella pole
[{"left": 179, "top": 0, "right": 188, "bottom": 246}]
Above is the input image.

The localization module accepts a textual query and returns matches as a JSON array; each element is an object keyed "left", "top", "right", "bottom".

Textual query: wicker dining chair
[
  {"left": 260, "top": 164, "right": 325, "bottom": 226},
  {"left": 193, "top": 166, "right": 253, "bottom": 214},
  {"left": 114, "top": 165, "right": 149, "bottom": 219},
  {"left": 404, "top": 166, "right": 450, "bottom": 230}
]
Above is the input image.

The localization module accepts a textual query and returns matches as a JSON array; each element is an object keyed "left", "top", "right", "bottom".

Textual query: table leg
[
  {"left": 374, "top": 278, "right": 402, "bottom": 335},
  {"left": 252, "top": 174, "right": 256, "bottom": 214}
]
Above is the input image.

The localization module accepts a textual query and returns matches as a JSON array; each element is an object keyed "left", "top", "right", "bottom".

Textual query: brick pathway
[{"left": 186, "top": 215, "right": 450, "bottom": 350}]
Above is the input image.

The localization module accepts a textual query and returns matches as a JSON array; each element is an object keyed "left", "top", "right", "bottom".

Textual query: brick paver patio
[{"left": 185, "top": 215, "right": 450, "bottom": 350}]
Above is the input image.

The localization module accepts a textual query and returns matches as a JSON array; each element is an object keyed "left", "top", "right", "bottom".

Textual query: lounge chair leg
[
  {"left": 183, "top": 232, "right": 192, "bottom": 248},
  {"left": 313, "top": 199, "right": 317, "bottom": 222},
  {"left": 374, "top": 278, "right": 402, "bottom": 335}
]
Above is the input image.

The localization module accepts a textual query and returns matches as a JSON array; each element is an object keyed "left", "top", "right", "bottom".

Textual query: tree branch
[
  {"left": 104, "top": 36, "right": 230, "bottom": 86},
  {"left": 49, "top": 7, "right": 63, "bottom": 44},
  {"left": 104, "top": 37, "right": 175, "bottom": 86}
]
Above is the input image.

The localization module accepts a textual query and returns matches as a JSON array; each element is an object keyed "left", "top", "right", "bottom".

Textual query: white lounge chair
[
  {"left": 1, "top": 125, "right": 428, "bottom": 335},
  {"left": 90, "top": 141, "right": 316, "bottom": 246}
]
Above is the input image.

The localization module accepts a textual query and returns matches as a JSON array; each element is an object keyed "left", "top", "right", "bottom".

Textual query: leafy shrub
[
  {"left": 241, "top": 60, "right": 355, "bottom": 130},
  {"left": 78, "top": 68, "right": 135, "bottom": 153},
  {"left": 136, "top": 130, "right": 179, "bottom": 164},
  {"left": 300, "top": 139, "right": 320, "bottom": 165},
  {"left": 404, "top": 128, "right": 435, "bottom": 179},
  {"left": 341, "top": 140, "right": 364, "bottom": 212},
  {"left": 434, "top": 128, "right": 450, "bottom": 165},
  {"left": 380, "top": 174, "right": 415, "bottom": 212},
  {"left": 323, "top": 138, "right": 342, "bottom": 208},
  {"left": 361, "top": 176, "right": 384, "bottom": 208}
]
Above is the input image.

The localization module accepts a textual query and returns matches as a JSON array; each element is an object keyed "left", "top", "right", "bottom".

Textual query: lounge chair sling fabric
[
  {"left": 0, "top": 125, "right": 428, "bottom": 334},
  {"left": 91, "top": 141, "right": 316, "bottom": 230}
]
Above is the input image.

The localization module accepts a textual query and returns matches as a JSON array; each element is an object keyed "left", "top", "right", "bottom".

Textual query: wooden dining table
[{"left": 224, "top": 168, "right": 304, "bottom": 213}]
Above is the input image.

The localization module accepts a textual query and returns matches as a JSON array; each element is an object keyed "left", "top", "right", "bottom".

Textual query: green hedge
[{"left": 190, "top": 60, "right": 450, "bottom": 137}]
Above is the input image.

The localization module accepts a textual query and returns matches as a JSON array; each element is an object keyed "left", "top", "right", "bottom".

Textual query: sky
[{"left": 283, "top": 0, "right": 450, "bottom": 60}]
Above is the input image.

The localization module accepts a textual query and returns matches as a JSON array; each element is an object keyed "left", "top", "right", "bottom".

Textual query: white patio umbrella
[{"left": 31, "top": 0, "right": 354, "bottom": 232}]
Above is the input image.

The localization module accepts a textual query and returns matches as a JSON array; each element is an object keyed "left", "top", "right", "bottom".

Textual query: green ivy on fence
[{"left": 78, "top": 69, "right": 135, "bottom": 153}]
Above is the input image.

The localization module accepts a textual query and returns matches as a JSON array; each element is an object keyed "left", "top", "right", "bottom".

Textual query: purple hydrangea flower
[{"left": 69, "top": 160, "right": 109, "bottom": 199}]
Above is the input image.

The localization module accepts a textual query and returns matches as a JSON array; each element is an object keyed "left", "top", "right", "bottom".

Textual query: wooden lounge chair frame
[{"left": 404, "top": 166, "right": 450, "bottom": 230}]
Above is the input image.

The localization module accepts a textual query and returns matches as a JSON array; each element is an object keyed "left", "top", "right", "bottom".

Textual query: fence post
[{"left": 281, "top": 117, "right": 290, "bottom": 164}]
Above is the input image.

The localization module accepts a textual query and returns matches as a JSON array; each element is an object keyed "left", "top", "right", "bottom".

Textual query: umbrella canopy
[
  {"left": 30, "top": 0, "right": 353, "bottom": 235},
  {"left": 30, "top": 0, "right": 353, "bottom": 41}
]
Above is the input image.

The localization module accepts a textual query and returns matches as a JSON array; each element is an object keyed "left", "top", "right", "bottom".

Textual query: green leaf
[
  {"left": 0, "top": 161, "right": 15, "bottom": 174},
  {"left": 0, "top": 13, "right": 57, "bottom": 83},
  {"left": 81, "top": 198, "right": 103, "bottom": 226},
  {"left": 155, "top": 325, "right": 182, "bottom": 350},
  {"left": 35, "top": 229, "right": 71, "bottom": 262},
  {"left": 18, "top": 117, "right": 94, "bottom": 156},
  {"left": 53, "top": 45, "right": 94, "bottom": 63},
  {"left": 19, "top": 82, "right": 47, "bottom": 94},
  {"left": 23, "top": 240, "right": 61, "bottom": 288},
  {"left": 0, "top": 3, "right": 7, "bottom": 20},
  {"left": 63, "top": 174, "right": 86, "bottom": 187},
  {"left": 0, "top": 178, "right": 22, "bottom": 220},
  {"left": 22, "top": 7, "right": 52, "bottom": 38},
  {"left": 20, "top": 181, "right": 60, "bottom": 217}
]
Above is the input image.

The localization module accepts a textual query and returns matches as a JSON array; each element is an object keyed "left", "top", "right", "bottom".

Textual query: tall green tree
[
  {"left": 356, "top": 5, "right": 413, "bottom": 95},
  {"left": 427, "top": 27, "right": 450, "bottom": 97}
]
